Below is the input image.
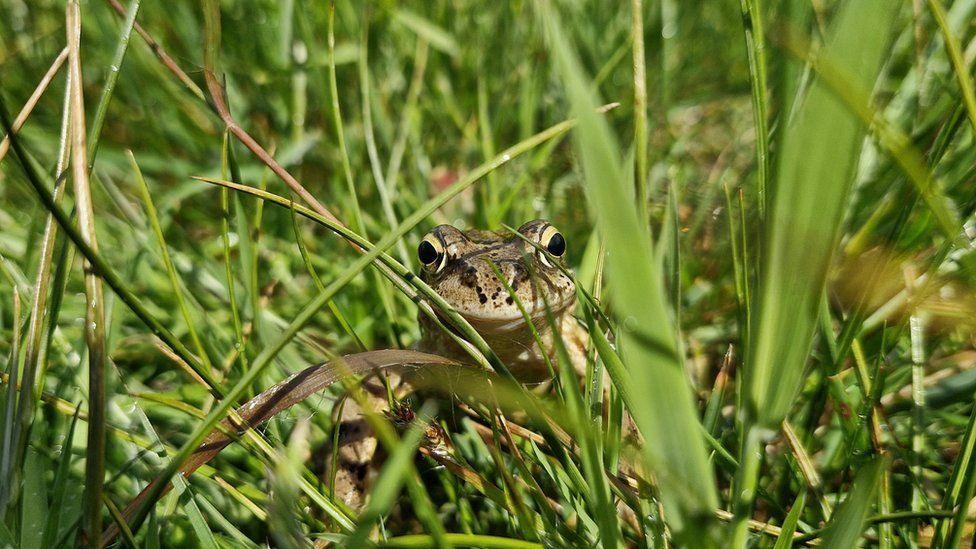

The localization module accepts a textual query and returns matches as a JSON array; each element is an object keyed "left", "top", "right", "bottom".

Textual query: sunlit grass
[{"left": 1, "top": 1, "right": 976, "bottom": 547}]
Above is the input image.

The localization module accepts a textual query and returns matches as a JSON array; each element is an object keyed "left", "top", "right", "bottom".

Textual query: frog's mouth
[{"left": 450, "top": 293, "right": 576, "bottom": 335}]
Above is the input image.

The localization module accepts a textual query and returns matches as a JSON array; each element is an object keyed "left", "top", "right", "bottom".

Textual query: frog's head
[{"left": 417, "top": 220, "right": 576, "bottom": 334}]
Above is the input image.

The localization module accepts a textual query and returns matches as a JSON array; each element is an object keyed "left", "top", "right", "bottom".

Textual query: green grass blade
[
  {"left": 267, "top": 419, "right": 311, "bottom": 549},
  {"left": 737, "top": 0, "right": 770, "bottom": 220},
  {"left": 173, "top": 484, "right": 219, "bottom": 549},
  {"left": 935, "top": 407, "right": 976, "bottom": 547},
  {"left": 118, "top": 202, "right": 433, "bottom": 537},
  {"left": 357, "top": 14, "right": 412, "bottom": 267},
  {"left": 194, "top": 493, "right": 260, "bottom": 549},
  {"left": 219, "top": 134, "right": 248, "bottom": 374},
  {"left": 129, "top": 151, "right": 212, "bottom": 373},
  {"left": 382, "top": 36, "right": 428, "bottom": 202},
  {"left": 746, "top": 0, "right": 896, "bottom": 429},
  {"left": 0, "top": 291, "right": 21, "bottom": 513},
  {"left": 0, "top": 99, "right": 222, "bottom": 395},
  {"left": 927, "top": 0, "right": 976, "bottom": 135},
  {"left": 327, "top": 2, "right": 365, "bottom": 237},
  {"left": 772, "top": 491, "right": 806, "bottom": 549},
  {"left": 941, "top": 462, "right": 976, "bottom": 548},
  {"left": 925, "top": 6, "right": 976, "bottom": 546},
  {"left": 376, "top": 533, "right": 542, "bottom": 548},
  {"left": 393, "top": 9, "right": 459, "bottom": 58},
  {"left": 538, "top": 2, "right": 719, "bottom": 541},
  {"left": 20, "top": 446, "right": 48, "bottom": 549},
  {"left": 104, "top": 495, "right": 137, "bottom": 548},
  {"left": 230, "top": 149, "right": 262, "bottom": 348},
  {"left": 631, "top": 0, "right": 649, "bottom": 225},
  {"left": 41, "top": 405, "right": 80, "bottom": 548},
  {"left": 0, "top": 520, "right": 13, "bottom": 548},
  {"left": 327, "top": 3, "right": 402, "bottom": 347},
  {"left": 12, "top": 50, "right": 74, "bottom": 504},
  {"left": 820, "top": 458, "right": 886, "bottom": 549},
  {"left": 289, "top": 205, "right": 366, "bottom": 351},
  {"left": 86, "top": 0, "right": 140, "bottom": 170},
  {"left": 130, "top": 391, "right": 221, "bottom": 549},
  {"left": 488, "top": 257, "right": 619, "bottom": 546},
  {"left": 732, "top": 1, "right": 895, "bottom": 544}
]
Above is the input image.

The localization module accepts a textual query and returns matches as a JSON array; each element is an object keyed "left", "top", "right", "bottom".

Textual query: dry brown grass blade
[
  {"left": 0, "top": 47, "right": 68, "bottom": 163},
  {"left": 203, "top": 71, "right": 344, "bottom": 226},
  {"left": 106, "top": 0, "right": 341, "bottom": 229},
  {"left": 200, "top": 0, "right": 341, "bottom": 227},
  {"left": 102, "top": 349, "right": 456, "bottom": 545},
  {"left": 418, "top": 445, "right": 511, "bottom": 506},
  {"left": 9, "top": 40, "right": 75, "bottom": 504},
  {"left": 782, "top": 419, "right": 832, "bottom": 518},
  {"left": 67, "top": 2, "right": 109, "bottom": 544}
]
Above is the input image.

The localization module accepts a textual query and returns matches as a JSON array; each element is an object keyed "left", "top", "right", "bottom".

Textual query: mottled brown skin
[{"left": 326, "top": 220, "right": 588, "bottom": 508}]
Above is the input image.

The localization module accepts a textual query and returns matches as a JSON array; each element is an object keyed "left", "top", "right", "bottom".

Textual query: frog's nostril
[{"left": 459, "top": 266, "right": 478, "bottom": 288}]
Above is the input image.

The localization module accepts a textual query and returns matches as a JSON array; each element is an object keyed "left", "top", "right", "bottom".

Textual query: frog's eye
[
  {"left": 418, "top": 235, "right": 445, "bottom": 270},
  {"left": 545, "top": 231, "right": 566, "bottom": 257},
  {"left": 538, "top": 225, "right": 565, "bottom": 267},
  {"left": 541, "top": 225, "right": 565, "bottom": 256},
  {"left": 418, "top": 241, "right": 438, "bottom": 264}
]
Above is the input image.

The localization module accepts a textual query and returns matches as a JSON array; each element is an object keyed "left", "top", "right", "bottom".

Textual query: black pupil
[
  {"left": 418, "top": 241, "right": 439, "bottom": 264},
  {"left": 546, "top": 233, "right": 566, "bottom": 256}
]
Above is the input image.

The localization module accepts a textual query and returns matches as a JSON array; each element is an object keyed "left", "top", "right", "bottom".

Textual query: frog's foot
[{"left": 321, "top": 374, "right": 405, "bottom": 509}]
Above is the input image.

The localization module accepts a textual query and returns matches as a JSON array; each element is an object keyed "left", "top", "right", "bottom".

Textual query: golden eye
[
  {"left": 540, "top": 225, "right": 566, "bottom": 257},
  {"left": 417, "top": 234, "right": 445, "bottom": 271},
  {"left": 418, "top": 241, "right": 438, "bottom": 265}
]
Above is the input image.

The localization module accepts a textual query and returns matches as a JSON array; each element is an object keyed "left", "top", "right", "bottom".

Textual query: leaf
[
  {"left": 172, "top": 483, "right": 219, "bottom": 549},
  {"left": 145, "top": 512, "right": 160, "bottom": 549},
  {"left": 0, "top": 520, "right": 15, "bottom": 549},
  {"left": 730, "top": 5, "right": 897, "bottom": 541},
  {"left": 268, "top": 419, "right": 312, "bottom": 549},
  {"left": 820, "top": 458, "right": 886, "bottom": 548},
  {"left": 772, "top": 492, "right": 806, "bottom": 549},
  {"left": 19, "top": 447, "right": 47, "bottom": 549},
  {"left": 40, "top": 405, "right": 80, "bottom": 548},
  {"left": 538, "top": 1, "right": 719, "bottom": 540},
  {"left": 745, "top": 0, "right": 897, "bottom": 428},
  {"left": 375, "top": 533, "right": 543, "bottom": 548}
]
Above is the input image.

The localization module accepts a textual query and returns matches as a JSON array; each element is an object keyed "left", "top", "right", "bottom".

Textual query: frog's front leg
[{"left": 322, "top": 373, "right": 411, "bottom": 509}]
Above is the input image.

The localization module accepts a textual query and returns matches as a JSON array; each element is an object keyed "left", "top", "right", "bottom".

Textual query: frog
[
  {"left": 101, "top": 220, "right": 595, "bottom": 544},
  {"left": 328, "top": 219, "right": 590, "bottom": 508},
  {"left": 414, "top": 219, "right": 587, "bottom": 380}
]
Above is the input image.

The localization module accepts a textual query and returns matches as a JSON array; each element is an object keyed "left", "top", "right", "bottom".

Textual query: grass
[
  {"left": 1, "top": 0, "right": 976, "bottom": 547},
  {"left": 732, "top": 0, "right": 897, "bottom": 544}
]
